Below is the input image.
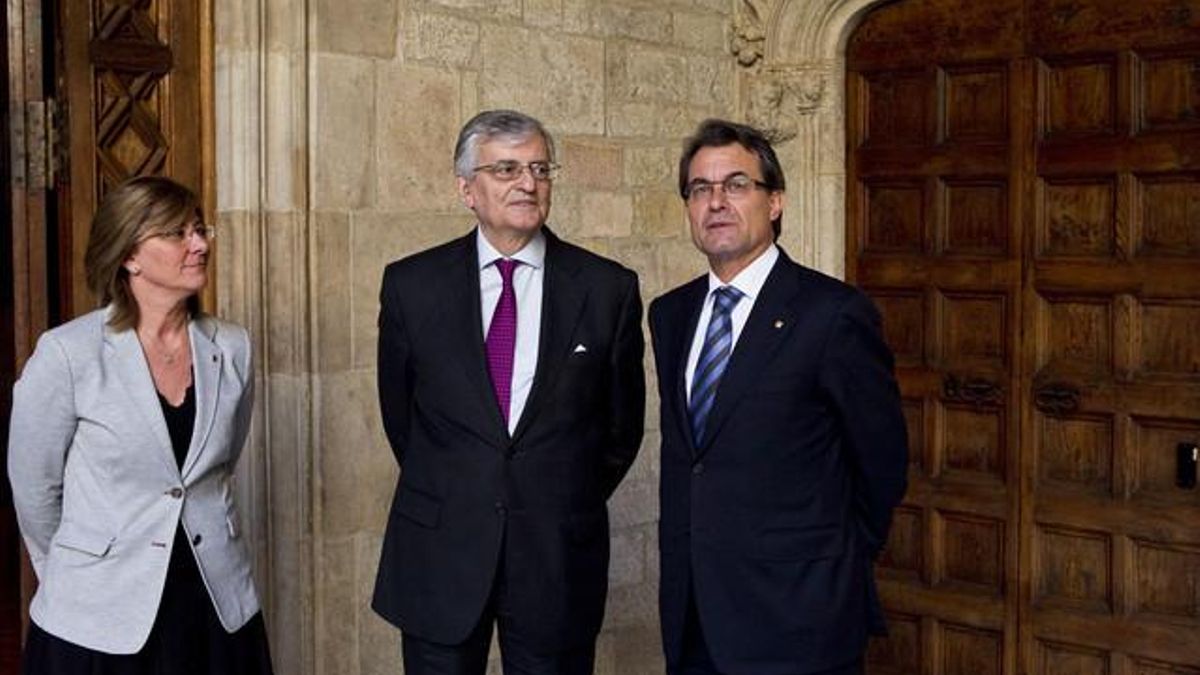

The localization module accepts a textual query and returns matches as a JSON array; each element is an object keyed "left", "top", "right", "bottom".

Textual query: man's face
[
  {"left": 685, "top": 143, "right": 782, "bottom": 281},
  {"left": 457, "top": 134, "right": 552, "bottom": 251}
]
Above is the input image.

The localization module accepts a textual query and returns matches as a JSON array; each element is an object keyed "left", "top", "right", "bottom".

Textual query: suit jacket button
[
  {"left": 192, "top": 533, "right": 203, "bottom": 546},
  {"left": 692, "top": 463, "right": 705, "bottom": 475},
  {"left": 167, "top": 487, "right": 184, "bottom": 499},
  {"left": 494, "top": 501, "right": 506, "bottom": 515}
]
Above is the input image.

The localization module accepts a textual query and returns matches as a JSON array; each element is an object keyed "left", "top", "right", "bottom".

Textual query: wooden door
[
  {"left": 846, "top": 1, "right": 1200, "bottom": 673},
  {"left": 59, "top": 0, "right": 216, "bottom": 316}
]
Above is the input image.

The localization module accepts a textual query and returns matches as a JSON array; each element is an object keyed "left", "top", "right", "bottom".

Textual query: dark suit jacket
[
  {"left": 372, "top": 228, "right": 645, "bottom": 650},
  {"left": 649, "top": 250, "right": 908, "bottom": 674}
]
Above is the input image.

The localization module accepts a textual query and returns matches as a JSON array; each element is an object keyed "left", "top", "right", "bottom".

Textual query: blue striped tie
[{"left": 689, "top": 286, "right": 743, "bottom": 446}]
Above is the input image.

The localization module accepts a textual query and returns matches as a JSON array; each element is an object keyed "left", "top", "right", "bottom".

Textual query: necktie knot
[
  {"left": 496, "top": 258, "right": 518, "bottom": 284},
  {"left": 712, "top": 286, "right": 743, "bottom": 315}
]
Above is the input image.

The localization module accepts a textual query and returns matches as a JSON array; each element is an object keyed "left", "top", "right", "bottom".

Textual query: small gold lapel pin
[{"left": 773, "top": 319, "right": 785, "bottom": 329}]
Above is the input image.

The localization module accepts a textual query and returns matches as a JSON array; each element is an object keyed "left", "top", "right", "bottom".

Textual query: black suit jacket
[
  {"left": 372, "top": 228, "right": 645, "bottom": 649},
  {"left": 649, "top": 250, "right": 908, "bottom": 674}
]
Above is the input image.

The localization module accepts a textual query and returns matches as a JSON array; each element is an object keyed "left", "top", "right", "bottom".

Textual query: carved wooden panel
[
  {"left": 902, "top": 398, "right": 926, "bottom": 471},
  {"left": 62, "top": 0, "right": 210, "bottom": 315},
  {"left": 1040, "top": 177, "right": 1116, "bottom": 257},
  {"left": 1139, "top": 301, "right": 1200, "bottom": 376},
  {"left": 872, "top": 289, "right": 926, "bottom": 364},
  {"left": 942, "top": 179, "right": 1008, "bottom": 256},
  {"left": 865, "top": 181, "right": 926, "bottom": 253},
  {"left": 1138, "top": 174, "right": 1200, "bottom": 256},
  {"left": 1038, "top": 295, "right": 1112, "bottom": 373},
  {"left": 1132, "top": 656, "right": 1200, "bottom": 675},
  {"left": 943, "top": 65, "right": 1009, "bottom": 142},
  {"left": 1035, "top": 524, "right": 1112, "bottom": 611},
  {"left": 941, "top": 623, "right": 1003, "bottom": 675},
  {"left": 1133, "top": 417, "right": 1200, "bottom": 500},
  {"left": 863, "top": 70, "right": 931, "bottom": 147},
  {"left": 940, "top": 511, "right": 1005, "bottom": 591},
  {"left": 1040, "top": 58, "right": 1117, "bottom": 138},
  {"left": 940, "top": 292, "right": 1008, "bottom": 367},
  {"left": 1037, "top": 413, "right": 1113, "bottom": 494},
  {"left": 1139, "top": 51, "right": 1200, "bottom": 133},
  {"left": 1134, "top": 539, "right": 1200, "bottom": 619},
  {"left": 942, "top": 405, "right": 1005, "bottom": 480},
  {"left": 1037, "top": 640, "right": 1110, "bottom": 675}
]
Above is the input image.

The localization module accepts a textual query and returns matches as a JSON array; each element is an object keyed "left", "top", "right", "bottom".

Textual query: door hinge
[{"left": 25, "top": 98, "right": 65, "bottom": 191}]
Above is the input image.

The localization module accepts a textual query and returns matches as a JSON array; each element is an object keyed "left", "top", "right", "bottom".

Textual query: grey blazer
[{"left": 7, "top": 307, "right": 259, "bottom": 654}]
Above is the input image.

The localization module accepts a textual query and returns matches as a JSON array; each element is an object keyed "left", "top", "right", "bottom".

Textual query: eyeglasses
[
  {"left": 473, "top": 160, "right": 560, "bottom": 182},
  {"left": 684, "top": 174, "right": 771, "bottom": 202},
  {"left": 147, "top": 222, "right": 215, "bottom": 244}
]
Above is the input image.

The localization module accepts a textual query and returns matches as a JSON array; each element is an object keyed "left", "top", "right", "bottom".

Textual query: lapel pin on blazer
[
  {"left": 572, "top": 344, "right": 588, "bottom": 353},
  {"left": 773, "top": 319, "right": 784, "bottom": 329}
]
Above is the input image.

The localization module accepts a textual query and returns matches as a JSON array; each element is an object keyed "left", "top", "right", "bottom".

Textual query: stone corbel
[
  {"left": 731, "top": 0, "right": 769, "bottom": 68},
  {"left": 745, "top": 66, "right": 829, "bottom": 143}
]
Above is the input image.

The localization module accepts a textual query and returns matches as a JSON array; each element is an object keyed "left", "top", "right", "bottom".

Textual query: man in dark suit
[
  {"left": 650, "top": 119, "right": 908, "bottom": 675},
  {"left": 372, "top": 109, "right": 645, "bottom": 675}
]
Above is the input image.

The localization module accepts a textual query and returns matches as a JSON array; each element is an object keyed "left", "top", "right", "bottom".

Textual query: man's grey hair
[{"left": 453, "top": 109, "right": 556, "bottom": 178}]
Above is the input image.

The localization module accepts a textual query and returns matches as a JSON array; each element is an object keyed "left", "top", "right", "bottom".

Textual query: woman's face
[{"left": 125, "top": 216, "right": 210, "bottom": 304}]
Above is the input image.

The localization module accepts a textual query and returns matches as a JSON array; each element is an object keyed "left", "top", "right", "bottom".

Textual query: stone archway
[{"left": 735, "top": 0, "right": 892, "bottom": 278}]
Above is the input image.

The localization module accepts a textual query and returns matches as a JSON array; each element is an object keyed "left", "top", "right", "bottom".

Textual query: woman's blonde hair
[{"left": 84, "top": 176, "right": 203, "bottom": 331}]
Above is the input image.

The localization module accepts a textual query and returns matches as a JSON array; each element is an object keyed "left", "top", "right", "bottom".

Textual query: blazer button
[
  {"left": 167, "top": 487, "right": 184, "bottom": 499},
  {"left": 494, "top": 501, "right": 506, "bottom": 516},
  {"left": 192, "top": 533, "right": 203, "bottom": 546},
  {"left": 692, "top": 463, "right": 705, "bottom": 475}
]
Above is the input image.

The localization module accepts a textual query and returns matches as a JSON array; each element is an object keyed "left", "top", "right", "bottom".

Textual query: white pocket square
[{"left": 572, "top": 344, "right": 588, "bottom": 354}]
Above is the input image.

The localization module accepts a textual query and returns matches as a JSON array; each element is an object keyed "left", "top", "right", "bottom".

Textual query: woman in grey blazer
[{"left": 8, "top": 176, "right": 272, "bottom": 674}]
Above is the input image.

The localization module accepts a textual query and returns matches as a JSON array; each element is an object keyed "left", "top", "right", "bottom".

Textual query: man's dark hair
[{"left": 678, "top": 119, "right": 786, "bottom": 238}]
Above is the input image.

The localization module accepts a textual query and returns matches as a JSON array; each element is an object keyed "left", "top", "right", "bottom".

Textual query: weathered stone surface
[
  {"left": 625, "top": 144, "right": 678, "bottom": 188},
  {"left": 480, "top": 27, "right": 605, "bottom": 135},
  {"left": 428, "top": 0, "right": 521, "bottom": 18},
  {"left": 686, "top": 53, "right": 735, "bottom": 109},
  {"left": 609, "top": 528, "right": 647, "bottom": 587},
  {"left": 634, "top": 188, "right": 686, "bottom": 237},
  {"left": 375, "top": 63, "right": 462, "bottom": 213},
  {"left": 315, "top": 211, "right": 353, "bottom": 374},
  {"left": 404, "top": 11, "right": 480, "bottom": 68},
  {"left": 318, "top": 537, "right": 357, "bottom": 675},
  {"left": 673, "top": 10, "right": 727, "bottom": 52},
  {"left": 315, "top": 0, "right": 397, "bottom": 57},
  {"left": 563, "top": 0, "right": 671, "bottom": 42},
  {"left": 560, "top": 139, "right": 623, "bottom": 190},
  {"left": 318, "top": 370, "right": 394, "bottom": 535},
  {"left": 522, "top": 0, "right": 563, "bottom": 29},
  {"left": 606, "top": 101, "right": 696, "bottom": 139},
  {"left": 314, "top": 54, "right": 375, "bottom": 209},
  {"left": 553, "top": 189, "right": 634, "bottom": 238}
]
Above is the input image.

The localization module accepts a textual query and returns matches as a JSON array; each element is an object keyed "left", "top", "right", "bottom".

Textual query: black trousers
[
  {"left": 400, "top": 537, "right": 595, "bottom": 675},
  {"left": 671, "top": 591, "right": 864, "bottom": 675}
]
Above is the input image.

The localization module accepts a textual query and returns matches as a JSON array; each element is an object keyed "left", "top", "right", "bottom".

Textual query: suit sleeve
[
  {"left": 7, "top": 333, "right": 78, "bottom": 579},
  {"left": 600, "top": 270, "right": 646, "bottom": 498},
  {"left": 377, "top": 265, "right": 413, "bottom": 465},
  {"left": 228, "top": 325, "right": 256, "bottom": 467},
  {"left": 818, "top": 292, "right": 909, "bottom": 557}
]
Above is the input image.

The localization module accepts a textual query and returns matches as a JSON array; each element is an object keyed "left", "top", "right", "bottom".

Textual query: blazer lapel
[
  {"left": 105, "top": 320, "right": 179, "bottom": 478},
  {"left": 511, "top": 230, "right": 586, "bottom": 443},
  {"left": 181, "top": 317, "right": 222, "bottom": 479},
  {"left": 444, "top": 233, "right": 511, "bottom": 447},
  {"left": 668, "top": 278, "right": 708, "bottom": 456},
  {"left": 695, "top": 255, "right": 801, "bottom": 457}
]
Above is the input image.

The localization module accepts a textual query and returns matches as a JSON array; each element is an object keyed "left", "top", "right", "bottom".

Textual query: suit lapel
[
  {"left": 511, "top": 230, "right": 586, "bottom": 443},
  {"left": 181, "top": 317, "right": 222, "bottom": 479},
  {"left": 695, "top": 255, "right": 801, "bottom": 458},
  {"left": 667, "top": 278, "right": 708, "bottom": 456},
  {"left": 105, "top": 319, "right": 180, "bottom": 478},
  {"left": 444, "top": 233, "right": 511, "bottom": 447}
]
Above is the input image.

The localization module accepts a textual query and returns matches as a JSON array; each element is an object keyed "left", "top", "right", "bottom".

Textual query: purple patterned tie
[{"left": 486, "top": 259, "right": 519, "bottom": 423}]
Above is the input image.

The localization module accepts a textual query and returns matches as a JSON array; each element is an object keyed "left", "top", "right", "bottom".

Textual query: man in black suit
[
  {"left": 650, "top": 119, "right": 908, "bottom": 675},
  {"left": 372, "top": 109, "right": 645, "bottom": 675}
]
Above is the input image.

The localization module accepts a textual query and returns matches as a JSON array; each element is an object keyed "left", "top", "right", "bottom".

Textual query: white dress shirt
[
  {"left": 685, "top": 245, "right": 780, "bottom": 404},
  {"left": 477, "top": 228, "right": 545, "bottom": 433}
]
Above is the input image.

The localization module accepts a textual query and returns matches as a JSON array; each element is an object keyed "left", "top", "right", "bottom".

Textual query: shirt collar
[
  {"left": 476, "top": 226, "right": 547, "bottom": 271},
  {"left": 706, "top": 244, "right": 779, "bottom": 302}
]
